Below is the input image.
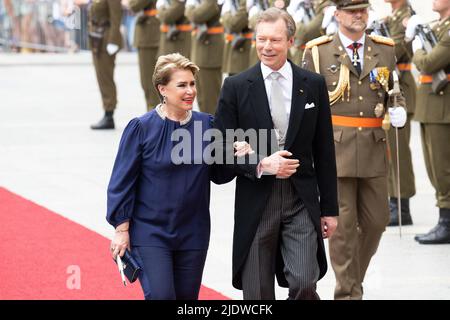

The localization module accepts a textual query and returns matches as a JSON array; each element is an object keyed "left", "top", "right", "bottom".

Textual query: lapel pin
[{"left": 299, "top": 89, "right": 304, "bottom": 94}]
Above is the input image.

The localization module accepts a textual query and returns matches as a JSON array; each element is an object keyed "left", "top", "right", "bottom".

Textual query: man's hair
[
  {"left": 152, "top": 53, "right": 200, "bottom": 102},
  {"left": 255, "top": 7, "right": 296, "bottom": 39}
]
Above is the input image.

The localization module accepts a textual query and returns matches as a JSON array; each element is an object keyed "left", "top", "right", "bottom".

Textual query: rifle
[{"left": 408, "top": 1, "right": 447, "bottom": 93}]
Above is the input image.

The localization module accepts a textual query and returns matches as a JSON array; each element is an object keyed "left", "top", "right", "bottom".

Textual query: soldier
[
  {"left": 88, "top": 0, "right": 123, "bottom": 130},
  {"left": 303, "top": 0, "right": 407, "bottom": 299},
  {"left": 128, "top": 0, "right": 161, "bottom": 111},
  {"left": 294, "top": 0, "right": 335, "bottom": 64},
  {"left": 185, "top": 0, "right": 224, "bottom": 114},
  {"left": 408, "top": 0, "right": 450, "bottom": 244},
  {"left": 157, "top": 0, "right": 192, "bottom": 57},
  {"left": 383, "top": 0, "right": 416, "bottom": 226},
  {"left": 221, "top": 0, "right": 252, "bottom": 76}
]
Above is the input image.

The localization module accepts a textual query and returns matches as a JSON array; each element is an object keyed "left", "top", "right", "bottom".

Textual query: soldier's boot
[
  {"left": 415, "top": 208, "right": 450, "bottom": 244},
  {"left": 388, "top": 197, "right": 413, "bottom": 226},
  {"left": 91, "top": 111, "right": 115, "bottom": 130}
]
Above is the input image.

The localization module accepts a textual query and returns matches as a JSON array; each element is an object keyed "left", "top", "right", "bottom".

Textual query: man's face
[
  {"left": 335, "top": 8, "right": 369, "bottom": 34},
  {"left": 433, "top": 0, "right": 450, "bottom": 13},
  {"left": 255, "top": 18, "right": 293, "bottom": 71}
]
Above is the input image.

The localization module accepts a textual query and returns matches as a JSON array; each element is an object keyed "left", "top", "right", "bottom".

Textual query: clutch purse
[{"left": 113, "top": 250, "right": 142, "bottom": 283}]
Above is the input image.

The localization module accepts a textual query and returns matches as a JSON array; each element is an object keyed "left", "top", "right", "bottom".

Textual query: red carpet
[{"left": 0, "top": 187, "right": 229, "bottom": 300}]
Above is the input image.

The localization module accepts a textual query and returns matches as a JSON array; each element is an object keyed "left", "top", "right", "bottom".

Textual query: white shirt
[
  {"left": 260, "top": 60, "right": 293, "bottom": 120},
  {"left": 338, "top": 31, "right": 365, "bottom": 70}
]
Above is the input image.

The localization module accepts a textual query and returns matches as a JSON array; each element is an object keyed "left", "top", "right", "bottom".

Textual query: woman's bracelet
[{"left": 115, "top": 229, "right": 129, "bottom": 233}]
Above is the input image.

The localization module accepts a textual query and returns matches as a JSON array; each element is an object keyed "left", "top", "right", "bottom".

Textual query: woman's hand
[
  {"left": 233, "top": 141, "right": 254, "bottom": 157},
  {"left": 110, "top": 222, "right": 130, "bottom": 259}
]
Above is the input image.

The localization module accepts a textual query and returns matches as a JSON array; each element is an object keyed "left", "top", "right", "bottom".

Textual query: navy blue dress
[{"left": 106, "top": 109, "right": 233, "bottom": 250}]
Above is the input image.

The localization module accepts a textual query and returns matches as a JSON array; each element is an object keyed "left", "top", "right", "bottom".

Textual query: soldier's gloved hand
[
  {"left": 389, "top": 107, "right": 407, "bottom": 128},
  {"left": 156, "top": 0, "right": 167, "bottom": 10},
  {"left": 248, "top": 5, "right": 260, "bottom": 19},
  {"left": 322, "top": 5, "right": 336, "bottom": 29},
  {"left": 106, "top": 43, "right": 119, "bottom": 55},
  {"left": 405, "top": 15, "right": 424, "bottom": 41},
  {"left": 412, "top": 35, "right": 423, "bottom": 53},
  {"left": 326, "top": 20, "right": 338, "bottom": 35},
  {"left": 287, "top": 0, "right": 302, "bottom": 15}
]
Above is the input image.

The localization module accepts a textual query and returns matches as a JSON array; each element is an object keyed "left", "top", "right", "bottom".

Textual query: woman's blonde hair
[{"left": 152, "top": 53, "right": 200, "bottom": 102}]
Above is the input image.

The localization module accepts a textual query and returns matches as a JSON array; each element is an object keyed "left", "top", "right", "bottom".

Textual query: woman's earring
[{"left": 162, "top": 95, "right": 167, "bottom": 105}]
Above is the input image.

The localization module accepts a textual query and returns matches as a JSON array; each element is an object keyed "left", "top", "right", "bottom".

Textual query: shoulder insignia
[
  {"left": 305, "top": 35, "right": 333, "bottom": 49},
  {"left": 368, "top": 34, "right": 395, "bottom": 46}
]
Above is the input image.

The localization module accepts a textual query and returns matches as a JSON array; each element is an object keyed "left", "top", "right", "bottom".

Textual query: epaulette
[
  {"left": 305, "top": 35, "right": 333, "bottom": 49},
  {"left": 368, "top": 34, "right": 395, "bottom": 46}
]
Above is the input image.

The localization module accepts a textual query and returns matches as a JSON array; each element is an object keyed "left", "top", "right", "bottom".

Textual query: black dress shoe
[
  {"left": 388, "top": 198, "right": 413, "bottom": 226},
  {"left": 91, "top": 113, "right": 115, "bottom": 130}
]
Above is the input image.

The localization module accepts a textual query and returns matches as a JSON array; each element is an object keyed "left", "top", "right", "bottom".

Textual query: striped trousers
[{"left": 241, "top": 179, "right": 320, "bottom": 300}]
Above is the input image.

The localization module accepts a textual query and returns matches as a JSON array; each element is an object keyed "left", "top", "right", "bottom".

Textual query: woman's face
[{"left": 159, "top": 69, "right": 196, "bottom": 111}]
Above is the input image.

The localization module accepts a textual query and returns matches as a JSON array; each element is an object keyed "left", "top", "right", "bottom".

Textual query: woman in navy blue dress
[{"left": 107, "top": 53, "right": 240, "bottom": 300}]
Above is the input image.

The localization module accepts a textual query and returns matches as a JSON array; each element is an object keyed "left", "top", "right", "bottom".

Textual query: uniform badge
[
  {"left": 327, "top": 64, "right": 339, "bottom": 74},
  {"left": 369, "top": 69, "right": 380, "bottom": 90},
  {"left": 371, "top": 67, "right": 390, "bottom": 92},
  {"left": 374, "top": 103, "right": 384, "bottom": 118}
]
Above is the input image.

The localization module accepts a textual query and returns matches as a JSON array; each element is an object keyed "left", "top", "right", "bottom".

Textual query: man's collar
[
  {"left": 338, "top": 31, "right": 366, "bottom": 48},
  {"left": 260, "top": 60, "right": 292, "bottom": 80}
]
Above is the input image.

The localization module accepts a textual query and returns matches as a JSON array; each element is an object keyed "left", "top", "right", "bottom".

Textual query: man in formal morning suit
[{"left": 214, "top": 7, "right": 339, "bottom": 300}]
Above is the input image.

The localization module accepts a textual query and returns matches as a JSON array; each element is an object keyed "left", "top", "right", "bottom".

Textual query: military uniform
[
  {"left": 303, "top": 0, "right": 406, "bottom": 299},
  {"left": 88, "top": 0, "right": 123, "bottom": 129},
  {"left": 157, "top": 0, "right": 192, "bottom": 57},
  {"left": 129, "top": 0, "right": 161, "bottom": 110},
  {"left": 384, "top": 3, "right": 416, "bottom": 225},
  {"left": 295, "top": 0, "right": 334, "bottom": 64},
  {"left": 412, "top": 16, "right": 450, "bottom": 244},
  {"left": 186, "top": 0, "right": 224, "bottom": 114},
  {"left": 221, "top": 0, "right": 251, "bottom": 75}
]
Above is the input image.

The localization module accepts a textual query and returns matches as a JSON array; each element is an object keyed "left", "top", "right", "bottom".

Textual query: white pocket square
[{"left": 305, "top": 102, "right": 316, "bottom": 109}]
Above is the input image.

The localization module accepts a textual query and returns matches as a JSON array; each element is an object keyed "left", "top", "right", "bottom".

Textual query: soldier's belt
[
  {"left": 144, "top": 9, "right": 157, "bottom": 16},
  {"left": 225, "top": 32, "right": 254, "bottom": 42},
  {"left": 397, "top": 63, "right": 412, "bottom": 71},
  {"left": 332, "top": 115, "right": 383, "bottom": 128},
  {"left": 160, "top": 24, "right": 193, "bottom": 33},
  {"left": 198, "top": 26, "right": 224, "bottom": 34},
  {"left": 419, "top": 74, "right": 450, "bottom": 84}
]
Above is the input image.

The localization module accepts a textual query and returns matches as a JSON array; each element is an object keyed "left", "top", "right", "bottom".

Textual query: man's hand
[
  {"left": 388, "top": 107, "right": 407, "bottom": 128},
  {"left": 260, "top": 150, "right": 300, "bottom": 178},
  {"left": 320, "top": 216, "right": 337, "bottom": 239}
]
